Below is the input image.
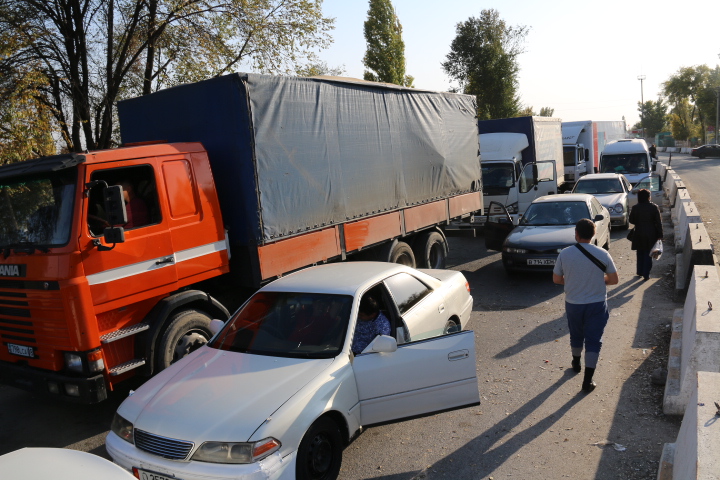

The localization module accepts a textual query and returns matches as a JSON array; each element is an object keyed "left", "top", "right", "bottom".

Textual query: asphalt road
[{"left": 0, "top": 182, "right": 685, "bottom": 479}]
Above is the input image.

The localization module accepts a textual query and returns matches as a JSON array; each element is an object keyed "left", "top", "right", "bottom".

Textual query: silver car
[{"left": 571, "top": 173, "right": 632, "bottom": 229}]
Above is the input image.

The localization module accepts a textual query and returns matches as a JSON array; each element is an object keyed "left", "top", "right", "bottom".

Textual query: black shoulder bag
[{"left": 575, "top": 243, "right": 607, "bottom": 273}]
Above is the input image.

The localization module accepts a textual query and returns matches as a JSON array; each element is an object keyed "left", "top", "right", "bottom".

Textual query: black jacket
[{"left": 629, "top": 202, "right": 662, "bottom": 251}]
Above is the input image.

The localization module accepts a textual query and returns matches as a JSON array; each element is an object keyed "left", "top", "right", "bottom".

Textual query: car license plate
[
  {"left": 134, "top": 468, "right": 181, "bottom": 480},
  {"left": 8, "top": 343, "right": 34, "bottom": 358},
  {"left": 527, "top": 259, "right": 555, "bottom": 266}
]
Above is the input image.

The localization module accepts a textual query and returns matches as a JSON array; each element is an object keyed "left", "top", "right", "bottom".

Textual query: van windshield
[{"left": 600, "top": 153, "right": 649, "bottom": 175}]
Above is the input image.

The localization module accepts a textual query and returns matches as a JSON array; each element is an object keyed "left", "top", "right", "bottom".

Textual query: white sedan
[{"left": 106, "top": 262, "right": 478, "bottom": 480}]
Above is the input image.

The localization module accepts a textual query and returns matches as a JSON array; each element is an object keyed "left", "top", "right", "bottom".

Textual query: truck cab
[{"left": 479, "top": 133, "right": 559, "bottom": 225}]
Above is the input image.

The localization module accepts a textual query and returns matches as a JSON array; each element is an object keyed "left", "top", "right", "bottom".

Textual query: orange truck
[{"left": 0, "top": 73, "right": 482, "bottom": 403}]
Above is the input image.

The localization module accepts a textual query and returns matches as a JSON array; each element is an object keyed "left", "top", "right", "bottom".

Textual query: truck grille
[
  {"left": 134, "top": 429, "right": 194, "bottom": 460},
  {"left": 0, "top": 280, "right": 65, "bottom": 349}
]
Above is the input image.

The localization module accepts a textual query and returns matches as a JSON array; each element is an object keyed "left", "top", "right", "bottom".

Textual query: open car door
[
  {"left": 628, "top": 174, "right": 663, "bottom": 208},
  {"left": 484, "top": 201, "right": 514, "bottom": 252},
  {"left": 353, "top": 330, "right": 479, "bottom": 426}
]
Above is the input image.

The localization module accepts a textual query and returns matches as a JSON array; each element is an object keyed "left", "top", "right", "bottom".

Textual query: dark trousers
[
  {"left": 566, "top": 301, "right": 609, "bottom": 368},
  {"left": 636, "top": 249, "right": 652, "bottom": 278}
]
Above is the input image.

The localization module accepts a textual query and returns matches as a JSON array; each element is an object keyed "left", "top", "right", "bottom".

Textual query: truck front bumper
[{"left": 0, "top": 360, "right": 107, "bottom": 403}]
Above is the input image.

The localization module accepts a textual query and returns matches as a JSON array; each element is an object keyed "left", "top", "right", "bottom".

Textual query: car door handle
[
  {"left": 449, "top": 349, "right": 469, "bottom": 361},
  {"left": 438, "top": 304, "right": 445, "bottom": 314},
  {"left": 155, "top": 256, "right": 175, "bottom": 265}
]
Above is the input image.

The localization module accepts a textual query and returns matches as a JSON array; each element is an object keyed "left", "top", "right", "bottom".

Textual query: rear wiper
[{"left": 1, "top": 242, "right": 49, "bottom": 258}]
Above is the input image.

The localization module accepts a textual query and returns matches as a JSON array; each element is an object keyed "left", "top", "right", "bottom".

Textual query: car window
[
  {"left": 384, "top": 273, "right": 432, "bottom": 315},
  {"left": 635, "top": 176, "right": 661, "bottom": 192},
  {"left": 520, "top": 201, "right": 589, "bottom": 226},
  {"left": 210, "top": 291, "right": 353, "bottom": 359}
]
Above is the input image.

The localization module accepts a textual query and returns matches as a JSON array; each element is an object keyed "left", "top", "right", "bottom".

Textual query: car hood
[
  {"left": 118, "top": 347, "right": 334, "bottom": 443},
  {"left": 507, "top": 225, "right": 576, "bottom": 248},
  {"left": 593, "top": 193, "right": 625, "bottom": 209}
]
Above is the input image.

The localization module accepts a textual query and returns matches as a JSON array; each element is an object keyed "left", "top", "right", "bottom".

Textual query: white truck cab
[{"left": 599, "top": 139, "right": 653, "bottom": 186}]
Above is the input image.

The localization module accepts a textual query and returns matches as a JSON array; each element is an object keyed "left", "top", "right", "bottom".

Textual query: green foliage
[
  {"left": 662, "top": 65, "right": 714, "bottom": 140},
  {"left": 538, "top": 107, "right": 554, "bottom": 117},
  {"left": 668, "top": 99, "right": 695, "bottom": 141},
  {"left": 296, "top": 61, "right": 346, "bottom": 77},
  {"left": 637, "top": 98, "right": 668, "bottom": 138},
  {"left": 442, "top": 9, "right": 528, "bottom": 120},
  {"left": 0, "top": 0, "right": 335, "bottom": 152},
  {"left": 362, "top": 0, "right": 412, "bottom": 87}
]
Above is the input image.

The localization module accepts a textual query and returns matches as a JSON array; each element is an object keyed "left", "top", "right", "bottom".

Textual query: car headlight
[
  {"left": 111, "top": 413, "right": 134, "bottom": 444},
  {"left": 503, "top": 247, "right": 527, "bottom": 254},
  {"left": 613, "top": 203, "right": 624, "bottom": 214},
  {"left": 192, "top": 437, "right": 281, "bottom": 464}
]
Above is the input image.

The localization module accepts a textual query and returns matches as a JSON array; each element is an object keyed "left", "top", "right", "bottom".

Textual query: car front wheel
[{"left": 296, "top": 417, "right": 343, "bottom": 480}]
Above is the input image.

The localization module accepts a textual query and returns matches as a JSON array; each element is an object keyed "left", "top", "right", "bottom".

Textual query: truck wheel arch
[{"left": 137, "top": 290, "right": 230, "bottom": 376}]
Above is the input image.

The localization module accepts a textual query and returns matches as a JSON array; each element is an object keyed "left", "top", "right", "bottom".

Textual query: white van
[{"left": 599, "top": 139, "right": 653, "bottom": 186}]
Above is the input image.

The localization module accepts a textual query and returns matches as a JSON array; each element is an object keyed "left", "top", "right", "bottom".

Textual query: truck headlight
[
  {"left": 193, "top": 437, "right": 281, "bottom": 464},
  {"left": 63, "top": 349, "right": 105, "bottom": 374},
  {"left": 506, "top": 202, "right": 519, "bottom": 214},
  {"left": 111, "top": 413, "right": 134, "bottom": 444}
]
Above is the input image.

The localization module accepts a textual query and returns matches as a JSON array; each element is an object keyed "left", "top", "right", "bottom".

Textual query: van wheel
[
  {"left": 156, "top": 310, "right": 212, "bottom": 370},
  {"left": 389, "top": 241, "right": 416, "bottom": 267},
  {"left": 414, "top": 231, "right": 448, "bottom": 269},
  {"left": 296, "top": 417, "right": 343, "bottom": 480}
]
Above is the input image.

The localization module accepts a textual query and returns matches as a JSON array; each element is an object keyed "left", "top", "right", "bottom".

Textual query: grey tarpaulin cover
[{"left": 119, "top": 73, "right": 480, "bottom": 245}]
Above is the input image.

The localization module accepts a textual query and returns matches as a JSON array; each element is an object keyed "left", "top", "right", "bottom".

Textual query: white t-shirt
[{"left": 553, "top": 243, "right": 617, "bottom": 304}]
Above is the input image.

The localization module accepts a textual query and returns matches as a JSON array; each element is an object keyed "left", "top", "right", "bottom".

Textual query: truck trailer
[
  {"left": 0, "top": 73, "right": 482, "bottom": 403},
  {"left": 477, "top": 116, "right": 563, "bottom": 222},
  {"left": 562, "top": 120, "right": 627, "bottom": 184}
]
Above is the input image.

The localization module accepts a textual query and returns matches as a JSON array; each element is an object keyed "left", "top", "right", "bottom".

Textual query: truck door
[
  {"left": 484, "top": 201, "right": 513, "bottom": 252},
  {"left": 81, "top": 162, "right": 179, "bottom": 307}
]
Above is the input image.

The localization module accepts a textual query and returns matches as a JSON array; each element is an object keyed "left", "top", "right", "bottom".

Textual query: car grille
[{"left": 134, "top": 429, "right": 194, "bottom": 460}]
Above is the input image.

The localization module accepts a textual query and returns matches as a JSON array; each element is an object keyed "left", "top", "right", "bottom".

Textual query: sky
[{"left": 317, "top": 0, "right": 720, "bottom": 129}]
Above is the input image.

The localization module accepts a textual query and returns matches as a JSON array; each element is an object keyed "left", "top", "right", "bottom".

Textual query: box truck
[
  {"left": 562, "top": 120, "right": 627, "bottom": 184},
  {"left": 476, "top": 116, "right": 563, "bottom": 224},
  {"left": 0, "top": 73, "right": 482, "bottom": 403}
]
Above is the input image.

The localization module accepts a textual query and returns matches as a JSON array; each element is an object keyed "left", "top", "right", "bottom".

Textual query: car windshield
[
  {"left": 600, "top": 153, "right": 649, "bottom": 174},
  {"left": 520, "top": 201, "right": 590, "bottom": 226},
  {"left": 573, "top": 178, "right": 623, "bottom": 194},
  {"left": 0, "top": 169, "right": 76, "bottom": 249},
  {"left": 209, "top": 291, "right": 353, "bottom": 359}
]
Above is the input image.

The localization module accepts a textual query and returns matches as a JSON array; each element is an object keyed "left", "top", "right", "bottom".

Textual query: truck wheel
[
  {"left": 296, "top": 417, "right": 343, "bottom": 480},
  {"left": 157, "top": 310, "right": 213, "bottom": 370},
  {"left": 389, "top": 241, "right": 416, "bottom": 267},
  {"left": 414, "top": 231, "right": 448, "bottom": 269}
]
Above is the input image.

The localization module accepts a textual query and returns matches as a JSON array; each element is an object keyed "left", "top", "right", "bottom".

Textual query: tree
[
  {"left": 362, "top": 0, "right": 412, "bottom": 86},
  {"left": 296, "top": 61, "right": 346, "bottom": 78},
  {"left": 442, "top": 9, "right": 528, "bottom": 120},
  {"left": 0, "top": 0, "right": 335, "bottom": 153},
  {"left": 539, "top": 107, "right": 554, "bottom": 117},
  {"left": 662, "top": 65, "right": 712, "bottom": 136},
  {"left": 637, "top": 99, "right": 668, "bottom": 138}
]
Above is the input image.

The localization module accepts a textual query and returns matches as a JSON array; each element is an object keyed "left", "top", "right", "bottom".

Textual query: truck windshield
[
  {"left": 481, "top": 163, "right": 515, "bottom": 194},
  {"left": 0, "top": 169, "right": 76, "bottom": 249},
  {"left": 210, "top": 291, "right": 353, "bottom": 359},
  {"left": 600, "top": 153, "right": 649, "bottom": 175},
  {"left": 563, "top": 146, "right": 576, "bottom": 167}
]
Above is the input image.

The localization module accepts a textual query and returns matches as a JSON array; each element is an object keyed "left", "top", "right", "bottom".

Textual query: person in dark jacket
[{"left": 628, "top": 188, "right": 663, "bottom": 281}]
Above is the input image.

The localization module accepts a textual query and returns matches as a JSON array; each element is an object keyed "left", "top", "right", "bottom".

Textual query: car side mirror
[
  {"left": 368, "top": 335, "right": 397, "bottom": 353},
  {"left": 594, "top": 214, "right": 604, "bottom": 222},
  {"left": 209, "top": 319, "right": 225, "bottom": 335}
]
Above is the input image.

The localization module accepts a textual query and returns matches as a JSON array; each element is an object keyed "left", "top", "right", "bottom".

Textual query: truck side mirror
[
  {"left": 104, "top": 185, "right": 128, "bottom": 226},
  {"left": 103, "top": 226, "right": 125, "bottom": 244}
]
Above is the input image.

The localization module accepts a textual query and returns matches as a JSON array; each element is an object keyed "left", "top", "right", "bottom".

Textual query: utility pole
[
  {"left": 637, "top": 75, "right": 646, "bottom": 140},
  {"left": 715, "top": 87, "right": 719, "bottom": 144}
]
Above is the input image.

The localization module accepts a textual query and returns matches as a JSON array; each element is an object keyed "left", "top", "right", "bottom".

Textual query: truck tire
[
  {"left": 156, "top": 310, "right": 213, "bottom": 370},
  {"left": 414, "top": 231, "right": 448, "bottom": 269},
  {"left": 389, "top": 241, "right": 416, "bottom": 267}
]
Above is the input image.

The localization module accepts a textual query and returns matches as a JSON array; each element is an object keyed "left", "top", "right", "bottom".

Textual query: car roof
[
  {"left": 260, "top": 262, "right": 422, "bottom": 296},
  {"left": 576, "top": 173, "right": 624, "bottom": 180},
  {"left": 532, "top": 193, "right": 592, "bottom": 203}
]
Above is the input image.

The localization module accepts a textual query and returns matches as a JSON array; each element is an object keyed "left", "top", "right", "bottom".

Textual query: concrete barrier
[
  {"left": 657, "top": 371, "right": 720, "bottom": 479},
  {"left": 674, "top": 201, "right": 702, "bottom": 250},
  {"left": 663, "top": 267, "right": 720, "bottom": 415},
  {"left": 656, "top": 161, "right": 668, "bottom": 179},
  {"left": 675, "top": 222, "right": 715, "bottom": 298},
  {"left": 671, "top": 189, "right": 691, "bottom": 221}
]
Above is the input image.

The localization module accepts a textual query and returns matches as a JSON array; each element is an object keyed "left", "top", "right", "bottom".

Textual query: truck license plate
[
  {"left": 134, "top": 468, "right": 181, "bottom": 480},
  {"left": 527, "top": 259, "right": 555, "bottom": 266},
  {"left": 7, "top": 343, "right": 34, "bottom": 358}
]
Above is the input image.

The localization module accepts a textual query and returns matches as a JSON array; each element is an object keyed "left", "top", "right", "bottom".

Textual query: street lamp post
[{"left": 638, "top": 75, "right": 646, "bottom": 139}]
